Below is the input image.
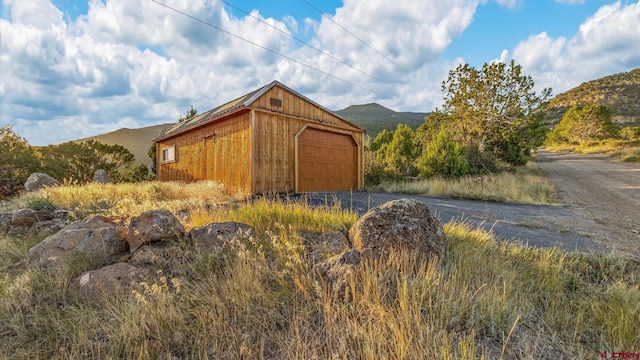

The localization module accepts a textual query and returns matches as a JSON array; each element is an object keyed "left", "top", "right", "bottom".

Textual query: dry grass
[
  {"left": 546, "top": 140, "right": 640, "bottom": 162},
  {"left": 1, "top": 182, "right": 638, "bottom": 359},
  {"left": 367, "top": 167, "right": 555, "bottom": 204},
  {"left": 0, "top": 181, "right": 246, "bottom": 220}
]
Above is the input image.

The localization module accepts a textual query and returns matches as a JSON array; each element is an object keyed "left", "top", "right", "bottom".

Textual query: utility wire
[
  {"left": 301, "top": 0, "right": 410, "bottom": 73},
  {"left": 221, "top": 0, "right": 396, "bottom": 87},
  {"left": 150, "top": 0, "right": 384, "bottom": 96}
]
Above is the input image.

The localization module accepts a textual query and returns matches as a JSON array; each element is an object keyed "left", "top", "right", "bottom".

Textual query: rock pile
[{"left": 6, "top": 198, "right": 447, "bottom": 303}]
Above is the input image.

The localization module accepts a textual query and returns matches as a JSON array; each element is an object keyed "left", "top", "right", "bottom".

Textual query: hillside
[
  {"left": 334, "top": 103, "right": 429, "bottom": 137},
  {"left": 84, "top": 123, "right": 171, "bottom": 165},
  {"left": 546, "top": 68, "right": 640, "bottom": 125}
]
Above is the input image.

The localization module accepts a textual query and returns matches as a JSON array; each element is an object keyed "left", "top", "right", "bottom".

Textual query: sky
[{"left": 1, "top": 0, "right": 639, "bottom": 146}]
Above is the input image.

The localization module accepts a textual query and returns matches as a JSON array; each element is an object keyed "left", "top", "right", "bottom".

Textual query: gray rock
[
  {"left": 313, "top": 249, "right": 361, "bottom": 300},
  {"left": 92, "top": 169, "right": 112, "bottom": 184},
  {"left": 348, "top": 198, "right": 447, "bottom": 260},
  {"left": 30, "top": 219, "right": 66, "bottom": 236},
  {"left": 0, "top": 214, "right": 11, "bottom": 233},
  {"left": 299, "top": 230, "right": 351, "bottom": 263},
  {"left": 11, "top": 208, "right": 54, "bottom": 226},
  {"left": 24, "top": 173, "right": 60, "bottom": 192},
  {"left": 67, "top": 263, "right": 149, "bottom": 303},
  {"left": 127, "top": 209, "right": 185, "bottom": 253},
  {"left": 189, "top": 222, "right": 255, "bottom": 253},
  {"left": 28, "top": 215, "right": 127, "bottom": 267}
]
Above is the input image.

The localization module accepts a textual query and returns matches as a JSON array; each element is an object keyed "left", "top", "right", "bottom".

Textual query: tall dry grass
[
  {"left": 368, "top": 170, "right": 555, "bottom": 204},
  {"left": 1, "top": 189, "right": 638, "bottom": 358}
]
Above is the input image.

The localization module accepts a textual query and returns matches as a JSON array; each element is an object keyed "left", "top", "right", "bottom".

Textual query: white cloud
[{"left": 507, "top": 1, "right": 640, "bottom": 95}]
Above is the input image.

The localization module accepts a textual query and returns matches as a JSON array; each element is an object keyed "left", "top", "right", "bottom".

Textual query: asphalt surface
[{"left": 295, "top": 191, "right": 608, "bottom": 256}]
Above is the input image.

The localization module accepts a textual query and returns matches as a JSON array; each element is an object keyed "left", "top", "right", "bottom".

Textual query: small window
[{"left": 162, "top": 146, "right": 176, "bottom": 163}]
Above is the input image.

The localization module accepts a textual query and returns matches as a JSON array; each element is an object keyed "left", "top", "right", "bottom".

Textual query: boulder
[
  {"left": 127, "top": 209, "right": 185, "bottom": 253},
  {"left": 67, "top": 263, "right": 149, "bottom": 303},
  {"left": 28, "top": 215, "right": 126, "bottom": 267},
  {"left": 348, "top": 198, "right": 447, "bottom": 260},
  {"left": 313, "top": 249, "right": 361, "bottom": 300},
  {"left": 11, "top": 208, "right": 54, "bottom": 226},
  {"left": 24, "top": 173, "right": 60, "bottom": 192},
  {"left": 189, "top": 222, "right": 255, "bottom": 253},
  {"left": 299, "top": 230, "right": 351, "bottom": 263},
  {"left": 92, "top": 169, "right": 112, "bottom": 184},
  {"left": 0, "top": 214, "right": 11, "bottom": 233},
  {"left": 30, "top": 219, "right": 67, "bottom": 236}
]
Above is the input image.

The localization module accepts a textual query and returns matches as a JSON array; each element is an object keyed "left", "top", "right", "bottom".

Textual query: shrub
[{"left": 416, "top": 129, "right": 468, "bottom": 178}]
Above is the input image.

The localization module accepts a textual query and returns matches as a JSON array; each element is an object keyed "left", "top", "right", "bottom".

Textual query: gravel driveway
[{"left": 296, "top": 150, "right": 640, "bottom": 260}]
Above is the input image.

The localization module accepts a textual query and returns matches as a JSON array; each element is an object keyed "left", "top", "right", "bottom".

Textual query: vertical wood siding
[{"left": 157, "top": 111, "right": 252, "bottom": 193}]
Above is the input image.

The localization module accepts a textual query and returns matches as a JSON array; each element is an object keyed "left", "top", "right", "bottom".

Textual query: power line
[
  {"left": 220, "top": 0, "right": 395, "bottom": 87},
  {"left": 301, "top": 0, "right": 410, "bottom": 73},
  {"left": 150, "top": 0, "right": 385, "bottom": 96}
]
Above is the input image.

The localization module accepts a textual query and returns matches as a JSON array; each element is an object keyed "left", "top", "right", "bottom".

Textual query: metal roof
[{"left": 154, "top": 80, "right": 363, "bottom": 141}]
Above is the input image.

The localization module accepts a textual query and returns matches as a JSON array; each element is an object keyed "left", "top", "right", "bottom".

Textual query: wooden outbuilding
[{"left": 153, "top": 81, "right": 365, "bottom": 194}]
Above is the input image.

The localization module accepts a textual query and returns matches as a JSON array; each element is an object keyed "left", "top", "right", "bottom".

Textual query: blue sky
[{"left": 1, "top": 0, "right": 639, "bottom": 146}]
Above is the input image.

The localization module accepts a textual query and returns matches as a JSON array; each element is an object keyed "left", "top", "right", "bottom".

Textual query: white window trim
[{"left": 161, "top": 145, "right": 176, "bottom": 163}]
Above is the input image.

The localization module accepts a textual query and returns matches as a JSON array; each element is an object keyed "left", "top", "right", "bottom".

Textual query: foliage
[
  {"left": 415, "top": 129, "right": 468, "bottom": 178},
  {"left": 178, "top": 105, "right": 198, "bottom": 123},
  {"left": 363, "top": 148, "right": 397, "bottom": 186},
  {"left": 547, "top": 104, "right": 619, "bottom": 145},
  {"left": 619, "top": 126, "right": 640, "bottom": 141},
  {"left": 463, "top": 142, "right": 499, "bottom": 175},
  {"left": 376, "top": 124, "right": 419, "bottom": 176},
  {"left": 0, "top": 126, "right": 41, "bottom": 199},
  {"left": 369, "top": 129, "right": 393, "bottom": 152},
  {"left": 415, "top": 110, "right": 449, "bottom": 147},
  {"left": 148, "top": 143, "right": 157, "bottom": 175},
  {"left": 26, "top": 196, "right": 56, "bottom": 211},
  {"left": 546, "top": 68, "right": 640, "bottom": 125},
  {"left": 440, "top": 60, "right": 552, "bottom": 165},
  {"left": 39, "top": 140, "right": 135, "bottom": 184}
]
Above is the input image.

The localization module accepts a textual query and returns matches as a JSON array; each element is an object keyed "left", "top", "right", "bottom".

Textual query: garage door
[{"left": 298, "top": 128, "right": 357, "bottom": 192}]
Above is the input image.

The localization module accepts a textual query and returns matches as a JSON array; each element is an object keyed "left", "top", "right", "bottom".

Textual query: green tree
[
  {"left": 0, "top": 126, "right": 41, "bottom": 198},
  {"left": 415, "top": 110, "right": 449, "bottom": 148},
  {"left": 40, "top": 140, "right": 135, "bottom": 183},
  {"left": 440, "top": 60, "right": 552, "bottom": 164},
  {"left": 377, "top": 124, "right": 418, "bottom": 176},
  {"left": 369, "top": 129, "right": 393, "bottom": 152},
  {"left": 415, "top": 129, "right": 468, "bottom": 178},
  {"left": 548, "top": 104, "right": 618, "bottom": 145},
  {"left": 148, "top": 143, "right": 157, "bottom": 175},
  {"left": 178, "top": 105, "right": 198, "bottom": 122}
]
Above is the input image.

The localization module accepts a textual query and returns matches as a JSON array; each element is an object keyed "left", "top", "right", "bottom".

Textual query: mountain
[
  {"left": 334, "top": 103, "right": 429, "bottom": 137},
  {"left": 85, "top": 123, "right": 172, "bottom": 166},
  {"left": 546, "top": 68, "right": 640, "bottom": 126}
]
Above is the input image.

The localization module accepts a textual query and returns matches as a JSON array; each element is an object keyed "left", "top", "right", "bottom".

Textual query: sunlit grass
[
  {"left": 1, "top": 180, "right": 246, "bottom": 219},
  {"left": 546, "top": 140, "right": 640, "bottom": 162},
  {"left": 367, "top": 170, "right": 555, "bottom": 204},
  {"left": 2, "top": 215, "right": 638, "bottom": 358},
  {"left": 1, "top": 182, "right": 638, "bottom": 358}
]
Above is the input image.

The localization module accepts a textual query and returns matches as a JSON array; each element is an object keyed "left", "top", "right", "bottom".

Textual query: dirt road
[{"left": 535, "top": 150, "right": 640, "bottom": 258}]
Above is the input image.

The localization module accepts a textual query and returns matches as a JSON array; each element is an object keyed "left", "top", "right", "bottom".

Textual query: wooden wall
[
  {"left": 157, "top": 111, "right": 252, "bottom": 193},
  {"left": 157, "top": 84, "right": 364, "bottom": 194}
]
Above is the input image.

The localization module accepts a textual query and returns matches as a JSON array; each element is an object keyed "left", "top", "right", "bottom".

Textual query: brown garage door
[{"left": 298, "top": 128, "right": 357, "bottom": 192}]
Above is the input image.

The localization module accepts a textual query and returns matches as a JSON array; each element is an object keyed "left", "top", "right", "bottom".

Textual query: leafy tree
[
  {"left": 415, "top": 110, "right": 449, "bottom": 148},
  {"left": 0, "top": 126, "right": 41, "bottom": 198},
  {"left": 377, "top": 124, "right": 419, "bottom": 176},
  {"left": 40, "top": 140, "right": 135, "bottom": 183},
  {"left": 178, "top": 105, "right": 198, "bottom": 122},
  {"left": 440, "top": 60, "right": 552, "bottom": 164},
  {"left": 369, "top": 129, "right": 393, "bottom": 152},
  {"left": 415, "top": 129, "right": 468, "bottom": 178},
  {"left": 547, "top": 104, "right": 618, "bottom": 145}
]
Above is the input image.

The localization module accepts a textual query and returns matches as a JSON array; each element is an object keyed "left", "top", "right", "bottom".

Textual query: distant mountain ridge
[
  {"left": 334, "top": 103, "right": 429, "bottom": 137},
  {"left": 546, "top": 68, "right": 640, "bottom": 125},
  {"left": 84, "top": 123, "right": 171, "bottom": 166}
]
